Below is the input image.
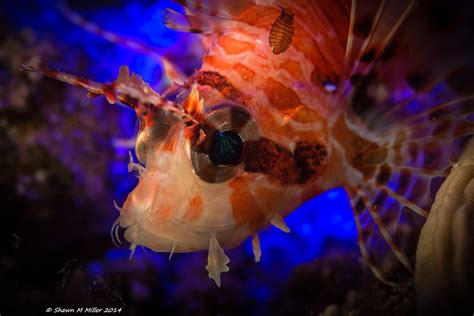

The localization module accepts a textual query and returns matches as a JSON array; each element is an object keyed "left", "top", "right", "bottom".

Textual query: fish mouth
[{"left": 123, "top": 217, "right": 246, "bottom": 253}]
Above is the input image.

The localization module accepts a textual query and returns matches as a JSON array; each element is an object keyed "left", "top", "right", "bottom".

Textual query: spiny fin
[
  {"left": 112, "top": 137, "right": 136, "bottom": 150},
  {"left": 344, "top": 92, "right": 474, "bottom": 285},
  {"left": 164, "top": 8, "right": 240, "bottom": 34},
  {"left": 110, "top": 216, "right": 122, "bottom": 247},
  {"left": 60, "top": 3, "right": 187, "bottom": 88},
  {"left": 113, "top": 200, "right": 122, "bottom": 213},
  {"left": 182, "top": 84, "right": 204, "bottom": 116},
  {"left": 336, "top": 0, "right": 474, "bottom": 286},
  {"left": 252, "top": 234, "right": 261, "bottom": 263},
  {"left": 165, "top": 0, "right": 282, "bottom": 35},
  {"left": 347, "top": 189, "right": 415, "bottom": 287},
  {"left": 172, "top": 0, "right": 267, "bottom": 19},
  {"left": 205, "top": 235, "right": 230, "bottom": 287},
  {"left": 270, "top": 213, "right": 290, "bottom": 233},
  {"left": 128, "top": 243, "right": 137, "bottom": 261},
  {"left": 128, "top": 151, "right": 146, "bottom": 177},
  {"left": 162, "top": 59, "right": 187, "bottom": 86},
  {"left": 173, "top": 0, "right": 233, "bottom": 19},
  {"left": 169, "top": 244, "right": 176, "bottom": 261}
]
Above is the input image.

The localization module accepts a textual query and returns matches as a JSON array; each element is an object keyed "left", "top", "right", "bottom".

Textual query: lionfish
[{"left": 22, "top": 0, "right": 474, "bottom": 286}]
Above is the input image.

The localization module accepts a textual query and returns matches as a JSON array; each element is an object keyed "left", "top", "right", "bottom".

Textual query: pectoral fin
[{"left": 205, "top": 235, "right": 230, "bottom": 287}]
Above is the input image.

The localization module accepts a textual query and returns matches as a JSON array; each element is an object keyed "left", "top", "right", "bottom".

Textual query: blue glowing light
[
  {"left": 87, "top": 261, "right": 104, "bottom": 276},
  {"left": 246, "top": 188, "right": 357, "bottom": 273}
]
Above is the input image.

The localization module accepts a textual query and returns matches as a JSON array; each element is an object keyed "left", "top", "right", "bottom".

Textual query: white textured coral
[{"left": 416, "top": 137, "right": 474, "bottom": 315}]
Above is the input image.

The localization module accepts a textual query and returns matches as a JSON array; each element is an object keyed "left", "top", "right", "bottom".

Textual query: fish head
[{"left": 118, "top": 81, "right": 327, "bottom": 253}]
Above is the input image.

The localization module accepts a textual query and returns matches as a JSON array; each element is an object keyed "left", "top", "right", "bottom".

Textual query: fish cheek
[{"left": 229, "top": 177, "right": 267, "bottom": 232}]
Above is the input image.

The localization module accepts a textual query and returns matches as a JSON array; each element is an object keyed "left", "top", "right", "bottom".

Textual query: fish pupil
[{"left": 209, "top": 130, "right": 244, "bottom": 166}]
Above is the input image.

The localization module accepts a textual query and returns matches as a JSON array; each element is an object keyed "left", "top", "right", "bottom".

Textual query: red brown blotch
[
  {"left": 332, "top": 115, "right": 387, "bottom": 179},
  {"left": 253, "top": 186, "right": 285, "bottom": 211},
  {"left": 228, "top": 177, "right": 267, "bottom": 232},
  {"left": 422, "top": 142, "right": 442, "bottom": 170},
  {"left": 183, "top": 195, "right": 203, "bottom": 222},
  {"left": 217, "top": 34, "right": 255, "bottom": 55},
  {"left": 279, "top": 60, "right": 304, "bottom": 82},
  {"left": 407, "top": 143, "right": 419, "bottom": 165},
  {"left": 203, "top": 55, "right": 233, "bottom": 70},
  {"left": 376, "top": 164, "right": 392, "bottom": 185},
  {"left": 454, "top": 121, "right": 474, "bottom": 138},
  {"left": 161, "top": 138, "right": 177, "bottom": 152},
  {"left": 354, "top": 198, "right": 366, "bottom": 215},
  {"left": 244, "top": 138, "right": 327, "bottom": 185},
  {"left": 293, "top": 140, "right": 328, "bottom": 183},
  {"left": 103, "top": 83, "right": 117, "bottom": 103},
  {"left": 397, "top": 169, "right": 412, "bottom": 196},
  {"left": 407, "top": 178, "right": 426, "bottom": 205},
  {"left": 263, "top": 77, "right": 302, "bottom": 111},
  {"left": 262, "top": 78, "right": 324, "bottom": 124},
  {"left": 76, "top": 77, "right": 90, "bottom": 88},
  {"left": 233, "top": 63, "right": 256, "bottom": 83},
  {"left": 351, "top": 136, "right": 385, "bottom": 179},
  {"left": 244, "top": 138, "right": 298, "bottom": 185},
  {"left": 432, "top": 120, "right": 452, "bottom": 136},
  {"left": 143, "top": 112, "right": 155, "bottom": 128},
  {"left": 194, "top": 71, "right": 249, "bottom": 105},
  {"left": 153, "top": 202, "right": 173, "bottom": 223}
]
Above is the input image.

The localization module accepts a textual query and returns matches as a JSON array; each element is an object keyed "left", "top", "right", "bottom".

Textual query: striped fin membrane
[
  {"left": 164, "top": 0, "right": 277, "bottom": 35},
  {"left": 340, "top": 0, "right": 474, "bottom": 285}
]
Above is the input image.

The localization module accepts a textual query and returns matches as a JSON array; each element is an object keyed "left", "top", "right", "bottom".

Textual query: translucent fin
[
  {"left": 205, "top": 235, "right": 230, "bottom": 287},
  {"left": 172, "top": 0, "right": 261, "bottom": 19},
  {"left": 182, "top": 84, "right": 204, "bottom": 115},
  {"left": 173, "top": 0, "right": 233, "bottom": 19},
  {"left": 338, "top": 0, "right": 420, "bottom": 103},
  {"left": 252, "top": 234, "right": 261, "bottom": 263},
  {"left": 128, "top": 151, "right": 146, "bottom": 177},
  {"left": 169, "top": 244, "right": 176, "bottom": 261},
  {"left": 59, "top": 4, "right": 187, "bottom": 86},
  {"left": 112, "top": 137, "right": 137, "bottom": 149},
  {"left": 347, "top": 189, "right": 413, "bottom": 287},
  {"left": 110, "top": 217, "right": 122, "bottom": 247},
  {"left": 270, "top": 213, "right": 290, "bottom": 233},
  {"left": 345, "top": 93, "right": 474, "bottom": 285},
  {"left": 335, "top": 0, "right": 474, "bottom": 285},
  {"left": 164, "top": 8, "right": 240, "bottom": 34},
  {"left": 164, "top": 0, "right": 269, "bottom": 35},
  {"left": 129, "top": 243, "right": 137, "bottom": 261},
  {"left": 20, "top": 64, "right": 198, "bottom": 123}
]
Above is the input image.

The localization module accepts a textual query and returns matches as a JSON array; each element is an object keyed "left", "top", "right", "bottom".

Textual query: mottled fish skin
[
  {"left": 22, "top": 0, "right": 474, "bottom": 286},
  {"left": 158, "top": 0, "right": 474, "bottom": 286}
]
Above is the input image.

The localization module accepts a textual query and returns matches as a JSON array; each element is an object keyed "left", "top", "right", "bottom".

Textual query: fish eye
[
  {"left": 190, "top": 103, "right": 259, "bottom": 183},
  {"left": 209, "top": 130, "right": 244, "bottom": 166}
]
